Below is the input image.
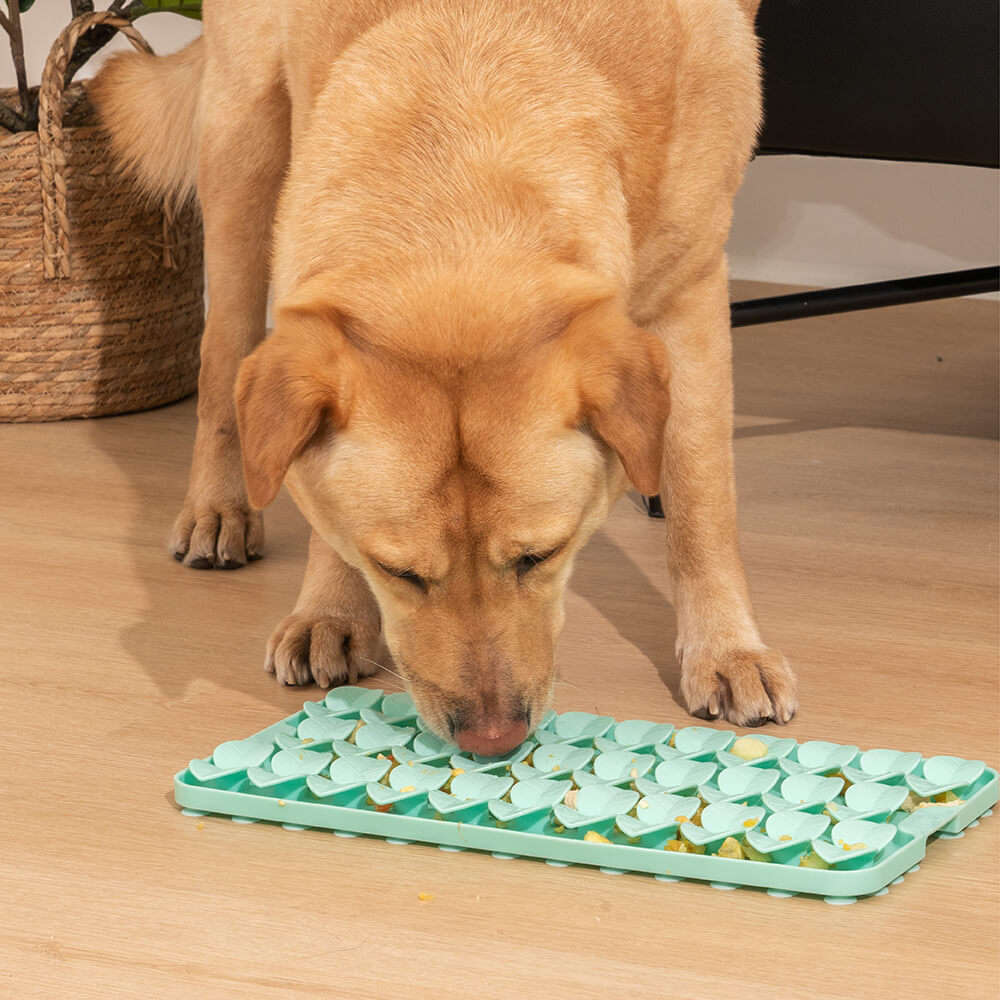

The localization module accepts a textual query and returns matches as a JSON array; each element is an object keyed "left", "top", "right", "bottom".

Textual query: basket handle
[{"left": 38, "top": 12, "right": 154, "bottom": 280}]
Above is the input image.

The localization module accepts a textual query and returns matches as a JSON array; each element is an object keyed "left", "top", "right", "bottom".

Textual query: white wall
[
  {"left": 5, "top": 11, "right": 998, "bottom": 291},
  {"left": 728, "top": 155, "right": 999, "bottom": 288},
  {"left": 0, "top": 6, "right": 200, "bottom": 87}
]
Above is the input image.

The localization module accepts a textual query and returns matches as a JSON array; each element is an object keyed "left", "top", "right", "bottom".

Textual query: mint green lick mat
[{"left": 174, "top": 687, "right": 997, "bottom": 904}]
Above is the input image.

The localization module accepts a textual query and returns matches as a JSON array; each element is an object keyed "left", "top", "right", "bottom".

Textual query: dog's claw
[
  {"left": 169, "top": 502, "right": 265, "bottom": 570},
  {"left": 266, "top": 611, "right": 381, "bottom": 689},
  {"left": 680, "top": 646, "right": 798, "bottom": 728}
]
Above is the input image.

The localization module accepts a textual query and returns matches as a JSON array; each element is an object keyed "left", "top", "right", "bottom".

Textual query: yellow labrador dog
[{"left": 92, "top": 0, "right": 797, "bottom": 754}]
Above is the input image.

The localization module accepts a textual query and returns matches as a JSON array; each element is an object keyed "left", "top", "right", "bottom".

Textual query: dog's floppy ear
[
  {"left": 235, "top": 296, "right": 354, "bottom": 510},
  {"left": 560, "top": 289, "right": 670, "bottom": 497}
]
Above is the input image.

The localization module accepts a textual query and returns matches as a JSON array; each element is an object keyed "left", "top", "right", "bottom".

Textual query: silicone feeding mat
[{"left": 174, "top": 687, "right": 998, "bottom": 903}]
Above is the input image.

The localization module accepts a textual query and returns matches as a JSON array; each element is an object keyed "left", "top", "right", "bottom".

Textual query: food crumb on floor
[
  {"left": 418, "top": 892, "right": 433, "bottom": 902},
  {"left": 195, "top": 822, "right": 204, "bottom": 831}
]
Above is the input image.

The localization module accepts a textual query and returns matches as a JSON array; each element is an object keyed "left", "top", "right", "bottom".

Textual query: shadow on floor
[
  {"left": 569, "top": 525, "right": 682, "bottom": 704},
  {"left": 84, "top": 396, "right": 311, "bottom": 705},
  {"left": 83, "top": 288, "right": 997, "bottom": 707}
]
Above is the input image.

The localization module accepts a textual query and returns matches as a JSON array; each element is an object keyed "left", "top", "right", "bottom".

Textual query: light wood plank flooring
[{"left": 1, "top": 284, "right": 997, "bottom": 999}]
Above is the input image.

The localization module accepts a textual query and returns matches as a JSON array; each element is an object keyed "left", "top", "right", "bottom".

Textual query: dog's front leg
[
  {"left": 652, "top": 261, "right": 798, "bottom": 726},
  {"left": 266, "top": 531, "right": 383, "bottom": 688},
  {"left": 168, "top": 72, "right": 289, "bottom": 569}
]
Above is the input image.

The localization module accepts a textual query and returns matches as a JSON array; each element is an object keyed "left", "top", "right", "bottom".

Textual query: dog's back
[{"left": 91, "top": 0, "right": 760, "bottom": 239}]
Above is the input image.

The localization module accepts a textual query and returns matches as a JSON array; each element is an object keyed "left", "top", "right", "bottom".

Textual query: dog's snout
[{"left": 452, "top": 717, "right": 528, "bottom": 756}]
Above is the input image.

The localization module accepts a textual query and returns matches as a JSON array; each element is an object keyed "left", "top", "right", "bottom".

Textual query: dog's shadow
[
  {"left": 85, "top": 397, "right": 314, "bottom": 707},
  {"left": 567, "top": 512, "right": 682, "bottom": 703},
  {"left": 85, "top": 273, "right": 998, "bottom": 708},
  {"left": 85, "top": 397, "right": 685, "bottom": 709}
]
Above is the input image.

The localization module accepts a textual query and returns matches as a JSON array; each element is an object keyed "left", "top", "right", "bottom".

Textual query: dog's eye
[
  {"left": 375, "top": 561, "right": 427, "bottom": 592},
  {"left": 515, "top": 548, "right": 559, "bottom": 579}
]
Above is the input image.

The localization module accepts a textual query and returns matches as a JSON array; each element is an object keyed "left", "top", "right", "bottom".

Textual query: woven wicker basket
[{"left": 0, "top": 12, "right": 204, "bottom": 423}]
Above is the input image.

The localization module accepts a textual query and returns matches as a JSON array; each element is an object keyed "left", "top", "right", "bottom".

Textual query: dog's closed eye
[
  {"left": 375, "top": 561, "right": 428, "bottom": 592},
  {"left": 515, "top": 547, "right": 561, "bottom": 580}
]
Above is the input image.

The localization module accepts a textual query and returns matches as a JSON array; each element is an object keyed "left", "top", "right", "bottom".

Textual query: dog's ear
[
  {"left": 560, "top": 290, "right": 670, "bottom": 497},
  {"left": 235, "top": 298, "right": 354, "bottom": 510}
]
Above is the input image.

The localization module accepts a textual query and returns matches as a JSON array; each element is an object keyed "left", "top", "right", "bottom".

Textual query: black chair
[{"left": 645, "top": 0, "right": 999, "bottom": 518}]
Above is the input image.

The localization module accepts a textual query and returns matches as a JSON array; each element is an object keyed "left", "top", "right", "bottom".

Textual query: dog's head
[{"left": 235, "top": 265, "right": 669, "bottom": 754}]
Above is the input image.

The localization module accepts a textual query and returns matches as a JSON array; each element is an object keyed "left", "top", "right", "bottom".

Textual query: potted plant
[{"left": 0, "top": 1, "right": 205, "bottom": 421}]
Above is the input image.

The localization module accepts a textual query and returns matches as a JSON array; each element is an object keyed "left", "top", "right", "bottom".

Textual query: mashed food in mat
[
  {"left": 730, "top": 736, "right": 768, "bottom": 761},
  {"left": 716, "top": 836, "right": 744, "bottom": 859},
  {"left": 798, "top": 850, "right": 830, "bottom": 869}
]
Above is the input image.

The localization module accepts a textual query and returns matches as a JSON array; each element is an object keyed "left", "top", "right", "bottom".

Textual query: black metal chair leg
[
  {"left": 730, "top": 267, "right": 999, "bottom": 328},
  {"left": 643, "top": 494, "right": 665, "bottom": 519},
  {"left": 637, "top": 266, "right": 999, "bottom": 519}
]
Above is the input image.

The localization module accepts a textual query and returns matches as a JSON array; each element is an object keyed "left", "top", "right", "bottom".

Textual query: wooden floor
[{"left": 1, "top": 284, "right": 997, "bottom": 999}]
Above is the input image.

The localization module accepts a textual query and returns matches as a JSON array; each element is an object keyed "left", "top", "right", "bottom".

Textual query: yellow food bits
[
  {"left": 301, "top": 738, "right": 315, "bottom": 744},
  {"left": 741, "top": 842, "right": 772, "bottom": 863},
  {"left": 195, "top": 821, "right": 204, "bottom": 831},
  {"left": 716, "top": 836, "right": 744, "bottom": 860},
  {"left": 730, "top": 736, "right": 768, "bottom": 761},
  {"left": 277, "top": 799, "right": 286, "bottom": 807},
  {"left": 400, "top": 785, "right": 415, "bottom": 793},
  {"left": 638, "top": 799, "right": 650, "bottom": 810},
  {"left": 552, "top": 764, "right": 561, "bottom": 771},
  {"left": 583, "top": 831, "right": 611, "bottom": 844},
  {"left": 451, "top": 768, "right": 465, "bottom": 777},
  {"left": 934, "top": 790, "right": 962, "bottom": 804},
  {"left": 742, "top": 818, "right": 757, "bottom": 829},
  {"left": 417, "top": 892, "right": 433, "bottom": 901},
  {"left": 778, "top": 834, "right": 793, "bottom": 842},
  {"left": 679, "top": 835, "right": 706, "bottom": 855},
  {"left": 914, "top": 797, "right": 965, "bottom": 810},
  {"left": 664, "top": 837, "right": 706, "bottom": 854},
  {"left": 831, "top": 771, "right": 852, "bottom": 794},
  {"left": 629, "top": 768, "right": 639, "bottom": 779},
  {"left": 674, "top": 815, "right": 689, "bottom": 824},
  {"left": 839, "top": 841, "right": 867, "bottom": 852},
  {"left": 799, "top": 851, "right": 830, "bottom": 869}
]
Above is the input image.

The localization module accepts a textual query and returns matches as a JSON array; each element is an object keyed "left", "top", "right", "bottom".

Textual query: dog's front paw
[
  {"left": 169, "top": 496, "right": 265, "bottom": 569},
  {"left": 679, "top": 646, "right": 798, "bottom": 727},
  {"left": 265, "top": 610, "right": 381, "bottom": 688}
]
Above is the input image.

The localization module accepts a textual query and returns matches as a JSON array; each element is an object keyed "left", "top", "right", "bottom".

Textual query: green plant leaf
[{"left": 133, "top": 0, "right": 202, "bottom": 18}]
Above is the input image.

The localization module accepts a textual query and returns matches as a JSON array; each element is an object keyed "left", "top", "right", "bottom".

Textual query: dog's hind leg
[
  {"left": 168, "top": 52, "right": 291, "bottom": 569},
  {"left": 651, "top": 260, "right": 798, "bottom": 727}
]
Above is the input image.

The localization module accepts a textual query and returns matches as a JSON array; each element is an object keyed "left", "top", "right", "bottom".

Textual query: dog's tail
[{"left": 88, "top": 36, "right": 204, "bottom": 204}]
